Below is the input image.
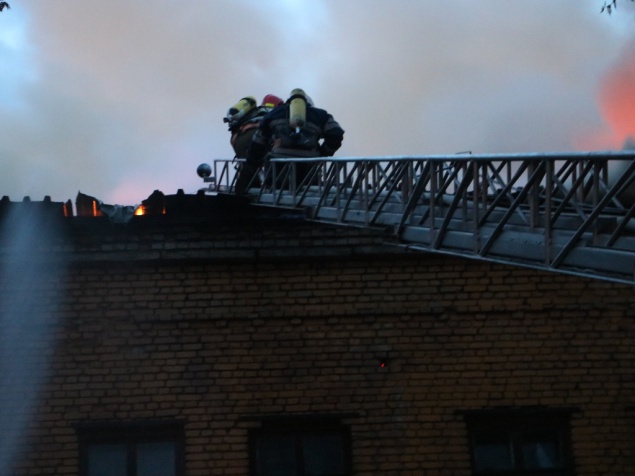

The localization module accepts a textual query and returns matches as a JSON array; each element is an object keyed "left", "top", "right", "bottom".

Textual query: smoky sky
[{"left": 0, "top": 0, "right": 634, "bottom": 205}]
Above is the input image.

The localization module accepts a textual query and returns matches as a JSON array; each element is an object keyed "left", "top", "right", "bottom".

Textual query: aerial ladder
[{"left": 199, "top": 152, "right": 635, "bottom": 285}]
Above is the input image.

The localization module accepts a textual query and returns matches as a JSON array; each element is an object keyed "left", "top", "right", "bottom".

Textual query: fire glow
[{"left": 597, "top": 47, "right": 635, "bottom": 149}]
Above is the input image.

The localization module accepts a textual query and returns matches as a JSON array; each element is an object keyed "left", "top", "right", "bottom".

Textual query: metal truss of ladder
[{"left": 208, "top": 152, "right": 635, "bottom": 285}]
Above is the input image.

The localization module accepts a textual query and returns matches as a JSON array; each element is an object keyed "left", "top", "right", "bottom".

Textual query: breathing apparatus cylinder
[
  {"left": 224, "top": 96, "right": 257, "bottom": 126},
  {"left": 288, "top": 88, "right": 307, "bottom": 133}
]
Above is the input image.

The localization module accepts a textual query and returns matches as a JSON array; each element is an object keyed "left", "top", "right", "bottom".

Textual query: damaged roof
[{"left": 0, "top": 190, "right": 308, "bottom": 224}]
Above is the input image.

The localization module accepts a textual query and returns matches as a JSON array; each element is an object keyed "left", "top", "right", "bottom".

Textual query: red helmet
[{"left": 261, "top": 94, "right": 283, "bottom": 108}]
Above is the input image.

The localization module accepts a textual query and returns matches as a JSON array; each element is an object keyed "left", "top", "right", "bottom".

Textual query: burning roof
[{"left": 0, "top": 189, "right": 305, "bottom": 225}]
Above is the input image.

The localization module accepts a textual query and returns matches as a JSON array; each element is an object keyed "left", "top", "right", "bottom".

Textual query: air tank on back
[
  {"left": 288, "top": 88, "right": 308, "bottom": 133},
  {"left": 223, "top": 96, "right": 257, "bottom": 127}
]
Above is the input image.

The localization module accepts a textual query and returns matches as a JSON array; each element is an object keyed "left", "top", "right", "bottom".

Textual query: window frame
[
  {"left": 249, "top": 417, "right": 352, "bottom": 476},
  {"left": 464, "top": 409, "right": 574, "bottom": 476},
  {"left": 76, "top": 420, "right": 186, "bottom": 476}
]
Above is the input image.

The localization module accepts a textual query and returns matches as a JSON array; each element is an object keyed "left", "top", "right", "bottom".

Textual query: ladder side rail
[
  {"left": 271, "top": 161, "right": 293, "bottom": 206},
  {"left": 576, "top": 157, "right": 610, "bottom": 207},
  {"left": 595, "top": 178, "right": 626, "bottom": 211},
  {"left": 429, "top": 160, "right": 438, "bottom": 243},
  {"left": 466, "top": 160, "right": 477, "bottom": 243},
  {"left": 363, "top": 160, "right": 371, "bottom": 225},
  {"left": 488, "top": 159, "right": 533, "bottom": 223},
  {"left": 294, "top": 161, "right": 324, "bottom": 207},
  {"left": 414, "top": 158, "right": 459, "bottom": 226},
  {"left": 479, "top": 161, "right": 547, "bottom": 257},
  {"left": 396, "top": 162, "right": 433, "bottom": 235},
  {"left": 365, "top": 161, "right": 391, "bottom": 209},
  {"left": 545, "top": 159, "right": 554, "bottom": 265},
  {"left": 410, "top": 159, "right": 432, "bottom": 226},
  {"left": 401, "top": 160, "right": 414, "bottom": 205},
  {"left": 369, "top": 160, "right": 397, "bottom": 195},
  {"left": 551, "top": 160, "right": 596, "bottom": 225},
  {"left": 606, "top": 159, "right": 635, "bottom": 211},
  {"left": 606, "top": 202, "right": 635, "bottom": 247},
  {"left": 433, "top": 164, "right": 476, "bottom": 249},
  {"left": 335, "top": 160, "right": 359, "bottom": 203},
  {"left": 313, "top": 160, "right": 342, "bottom": 216},
  {"left": 549, "top": 173, "right": 579, "bottom": 219},
  {"left": 477, "top": 160, "right": 531, "bottom": 227},
  {"left": 339, "top": 161, "right": 367, "bottom": 223},
  {"left": 552, "top": 163, "right": 612, "bottom": 218},
  {"left": 484, "top": 160, "right": 509, "bottom": 196},
  {"left": 481, "top": 160, "right": 532, "bottom": 226},
  {"left": 215, "top": 159, "right": 236, "bottom": 193},
  {"left": 367, "top": 160, "right": 406, "bottom": 209},
  {"left": 269, "top": 161, "right": 282, "bottom": 205},
  {"left": 256, "top": 162, "right": 274, "bottom": 202},
  {"left": 368, "top": 161, "right": 411, "bottom": 226},
  {"left": 212, "top": 160, "right": 222, "bottom": 192},
  {"left": 229, "top": 160, "right": 239, "bottom": 192},
  {"left": 551, "top": 159, "right": 577, "bottom": 201},
  {"left": 591, "top": 159, "right": 603, "bottom": 243},
  {"left": 527, "top": 161, "right": 540, "bottom": 230},
  {"left": 333, "top": 160, "right": 342, "bottom": 221},
  {"left": 213, "top": 160, "right": 233, "bottom": 192},
  {"left": 473, "top": 160, "right": 483, "bottom": 253},
  {"left": 552, "top": 160, "right": 635, "bottom": 268},
  {"left": 329, "top": 159, "right": 350, "bottom": 207},
  {"left": 289, "top": 162, "right": 298, "bottom": 201},
  {"left": 546, "top": 159, "right": 582, "bottom": 216}
]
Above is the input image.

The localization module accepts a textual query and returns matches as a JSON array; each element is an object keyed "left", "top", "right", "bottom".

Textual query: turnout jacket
[
  {"left": 229, "top": 106, "right": 273, "bottom": 158},
  {"left": 247, "top": 104, "right": 344, "bottom": 165}
]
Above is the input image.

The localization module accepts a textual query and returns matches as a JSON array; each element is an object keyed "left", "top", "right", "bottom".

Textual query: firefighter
[
  {"left": 225, "top": 94, "right": 283, "bottom": 192},
  {"left": 239, "top": 88, "right": 344, "bottom": 193},
  {"left": 224, "top": 94, "right": 284, "bottom": 159}
]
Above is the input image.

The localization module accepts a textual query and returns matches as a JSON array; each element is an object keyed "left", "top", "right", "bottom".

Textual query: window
[
  {"left": 250, "top": 418, "right": 351, "bottom": 476},
  {"left": 465, "top": 410, "right": 573, "bottom": 476},
  {"left": 76, "top": 421, "right": 185, "bottom": 476}
]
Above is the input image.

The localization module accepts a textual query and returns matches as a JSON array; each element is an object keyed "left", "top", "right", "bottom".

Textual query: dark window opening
[
  {"left": 466, "top": 411, "right": 573, "bottom": 476},
  {"left": 76, "top": 421, "right": 185, "bottom": 476},
  {"left": 250, "top": 419, "right": 351, "bottom": 476}
]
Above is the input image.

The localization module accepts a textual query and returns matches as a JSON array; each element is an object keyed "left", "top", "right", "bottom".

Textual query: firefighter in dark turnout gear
[
  {"left": 226, "top": 94, "right": 283, "bottom": 192},
  {"left": 237, "top": 88, "right": 344, "bottom": 193},
  {"left": 225, "top": 94, "right": 284, "bottom": 158}
]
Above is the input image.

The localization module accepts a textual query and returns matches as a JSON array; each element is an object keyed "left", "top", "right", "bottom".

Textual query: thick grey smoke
[{"left": 0, "top": 0, "right": 634, "bottom": 204}]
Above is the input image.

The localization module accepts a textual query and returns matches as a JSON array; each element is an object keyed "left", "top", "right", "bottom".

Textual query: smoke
[
  {"left": 0, "top": 204, "right": 66, "bottom": 473},
  {"left": 0, "top": 1, "right": 633, "bottom": 204}
]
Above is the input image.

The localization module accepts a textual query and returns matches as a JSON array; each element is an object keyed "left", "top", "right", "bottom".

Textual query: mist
[
  {"left": 0, "top": 0, "right": 634, "bottom": 205},
  {"left": 0, "top": 204, "right": 66, "bottom": 473}
]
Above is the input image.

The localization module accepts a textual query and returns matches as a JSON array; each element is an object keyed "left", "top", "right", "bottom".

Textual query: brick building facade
[{"left": 1, "top": 194, "right": 634, "bottom": 475}]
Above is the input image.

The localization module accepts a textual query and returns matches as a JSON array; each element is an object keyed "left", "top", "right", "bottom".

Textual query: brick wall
[{"left": 2, "top": 216, "right": 635, "bottom": 475}]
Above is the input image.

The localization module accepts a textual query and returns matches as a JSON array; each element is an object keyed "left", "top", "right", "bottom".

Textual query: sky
[{"left": 0, "top": 0, "right": 634, "bottom": 206}]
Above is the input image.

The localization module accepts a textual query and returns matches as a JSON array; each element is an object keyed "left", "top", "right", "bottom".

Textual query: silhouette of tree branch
[{"left": 601, "top": 0, "right": 634, "bottom": 14}]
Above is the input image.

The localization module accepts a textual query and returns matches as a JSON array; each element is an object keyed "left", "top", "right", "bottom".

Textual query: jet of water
[{"left": 0, "top": 201, "right": 66, "bottom": 474}]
